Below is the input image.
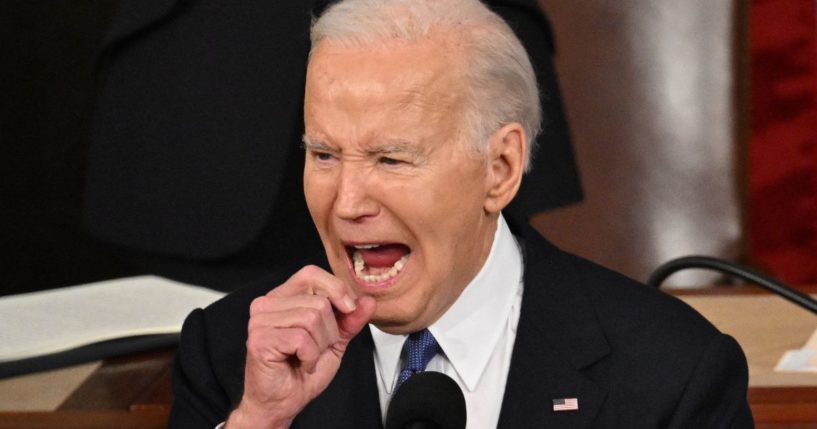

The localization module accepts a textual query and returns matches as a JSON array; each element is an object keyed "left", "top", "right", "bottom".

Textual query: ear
[{"left": 484, "top": 123, "right": 526, "bottom": 214}]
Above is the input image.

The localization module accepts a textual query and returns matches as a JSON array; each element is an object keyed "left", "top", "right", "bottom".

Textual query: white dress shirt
[{"left": 370, "top": 214, "right": 524, "bottom": 428}]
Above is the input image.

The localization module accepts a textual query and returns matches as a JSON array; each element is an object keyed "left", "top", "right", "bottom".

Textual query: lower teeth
[{"left": 353, "top": 251, "right": 408, "bottom": 283}]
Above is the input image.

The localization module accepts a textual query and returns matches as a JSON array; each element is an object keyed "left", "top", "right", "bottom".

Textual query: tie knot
[{"left": 396, "top": 329, "right": 440, "bottom": 388}]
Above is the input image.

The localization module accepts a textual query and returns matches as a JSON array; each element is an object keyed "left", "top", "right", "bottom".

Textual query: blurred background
[
  {"left": 533, "top": 0, "right": 817, "bottom": 288},
  {"left": 1, "top": 0, "right": 816, "bottom": 295}
]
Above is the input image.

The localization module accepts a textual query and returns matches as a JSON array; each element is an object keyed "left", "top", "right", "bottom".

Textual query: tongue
[{"left": 358, "top": 244, "right": 409, "bottom": 268}]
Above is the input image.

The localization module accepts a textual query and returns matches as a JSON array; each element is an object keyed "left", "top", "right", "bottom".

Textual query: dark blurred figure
[
  {"left": 1, "top": 0, "right": 581, "bottom": 294},
  {"left": 0, "top": 1, "right": 123, "bottom": 294}
]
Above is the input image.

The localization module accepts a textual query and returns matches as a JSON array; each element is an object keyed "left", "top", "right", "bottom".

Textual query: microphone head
[{"left": 385, "top": 371, "right": 466, "bottom": 429}]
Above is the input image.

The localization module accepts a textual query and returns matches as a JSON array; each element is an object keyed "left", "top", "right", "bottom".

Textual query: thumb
[{"left": 336, "top": 296, "right": 376, "bottom": 342}]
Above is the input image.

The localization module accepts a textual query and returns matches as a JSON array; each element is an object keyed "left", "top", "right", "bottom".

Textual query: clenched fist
[{"left": 225, "top": 265, "right": 376, "bottom": 429}]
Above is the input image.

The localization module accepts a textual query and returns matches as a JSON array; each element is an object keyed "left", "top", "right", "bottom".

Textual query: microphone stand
[{"left": 647, "top": 255, "right": 817, "bottom": 316}]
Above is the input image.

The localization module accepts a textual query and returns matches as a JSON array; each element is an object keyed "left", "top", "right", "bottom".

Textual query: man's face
[{"left": 303, "top": 37, "right": 498, "bottom": 334}]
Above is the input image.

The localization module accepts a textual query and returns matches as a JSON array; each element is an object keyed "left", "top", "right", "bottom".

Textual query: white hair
[{"left": 310, "top": 0, "right": 541, "bottom": 171}]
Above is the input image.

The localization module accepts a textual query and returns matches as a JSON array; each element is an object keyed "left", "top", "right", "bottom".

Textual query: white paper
[
  {"left": 775, "top": 326, "right": 817, "bottom": 372},
  {"left": 0, "top": 276, "right": 225, "bottom": 362}
]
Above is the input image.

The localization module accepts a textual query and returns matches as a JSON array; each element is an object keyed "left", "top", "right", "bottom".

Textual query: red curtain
[{"left": 749, "top": 0, "right": 817, "bottom": 283}]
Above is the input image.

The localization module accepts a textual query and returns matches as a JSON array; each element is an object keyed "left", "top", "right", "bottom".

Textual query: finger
[
  {"left": 269, "top": 265, "right": 358, "bottom": 314},
  {"left": 252, "top": 293, "right": 334, "bottom": 315},
  {"left": 291, "top": 329, "right": 323, "bottom": 373},
  {"left": 246, "top": 326, "right": 317, "bottom": 362},
  {"left": 247, "top": 327, "right": 322, "bottom": 373},
  {"left": 250, "top": 295, "right": 340, "bottom": 345},
  {"left": 249, "top": 308, "right": 338, "bottom": 352},
  {"left": 336, "top": 296, "right": 377, "bottom": 344}
]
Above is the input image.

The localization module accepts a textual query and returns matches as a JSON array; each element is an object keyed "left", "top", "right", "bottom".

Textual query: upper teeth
[{"left": 354, "top": 244, "right": 380, "bottom": 249}]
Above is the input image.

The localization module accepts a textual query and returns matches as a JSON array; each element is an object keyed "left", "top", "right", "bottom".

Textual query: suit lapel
[
  {"left": 498, "top": 225, "right": 610, "bottom": 428},
  {"left": 293, "top": 223, "right": 611, "bottom": 428},
  {"left": 295, "top": 326, "right": 384, "bottom": 429}
]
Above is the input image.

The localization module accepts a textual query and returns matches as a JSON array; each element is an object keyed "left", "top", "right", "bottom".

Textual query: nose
[{"left": 334, "top": 163, "right": 380, "bottom": 221}]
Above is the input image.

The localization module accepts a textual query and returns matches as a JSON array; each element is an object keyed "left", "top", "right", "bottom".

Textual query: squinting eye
[
  {"left": 314, "top": 152, "right": 334, "bottom": 161},
  {"left": 379, "top": 157, "right": 404, "bottom": 166}
]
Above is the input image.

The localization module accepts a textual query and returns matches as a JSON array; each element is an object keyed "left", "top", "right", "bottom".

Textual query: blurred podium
[
  {"left": 1, "top": 288, "right": 817, "bottom": 428},
  {"left": 0, "top": 348, "right": 174, "bottom": 429},
  {"left": 677, "top": 286, "right": 817, "bottom": 427}
]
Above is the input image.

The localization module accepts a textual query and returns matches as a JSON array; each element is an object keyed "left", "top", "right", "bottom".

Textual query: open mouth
[{"left": 345, "top": 243, "right": 411, "bottom": 284}]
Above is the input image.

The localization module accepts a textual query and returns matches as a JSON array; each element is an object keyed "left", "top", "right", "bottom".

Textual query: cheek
[
  {"left": 304, "top": 174, "right": 333, "bottom": 222},
  {"left": 415, "top": 177, "right": 485, "bottom": 237}
]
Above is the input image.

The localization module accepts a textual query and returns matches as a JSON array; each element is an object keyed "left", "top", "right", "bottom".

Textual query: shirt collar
[{"left": 370, "top": 214, "right": 523, "bottom": 393}]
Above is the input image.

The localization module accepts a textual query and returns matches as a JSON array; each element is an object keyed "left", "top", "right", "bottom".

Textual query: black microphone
[{"left": 385, "top": 371, "right": 466, "bottom": 429}]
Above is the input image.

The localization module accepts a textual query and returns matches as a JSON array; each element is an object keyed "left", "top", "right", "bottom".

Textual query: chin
[{"left": 368, "top": 298, "right": 421, "bottom": 331}]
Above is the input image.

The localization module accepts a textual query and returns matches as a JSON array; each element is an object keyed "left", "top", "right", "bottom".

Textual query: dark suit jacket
[
  {"left": 168, "top": 223, "right": 753, "bottom": 428},
  {"left": 83, "top": 0, "right": 581, "bottom": 267}
]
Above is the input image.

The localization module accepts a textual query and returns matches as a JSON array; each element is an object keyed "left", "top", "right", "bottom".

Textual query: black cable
[{"left": 647, "top": 255, "right": 817, "bottom": 315}]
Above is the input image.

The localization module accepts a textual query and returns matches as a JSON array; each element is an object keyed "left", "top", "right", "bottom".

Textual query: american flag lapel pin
[{"left": 552, "top": 397, "right": 579, "bottom": 412}]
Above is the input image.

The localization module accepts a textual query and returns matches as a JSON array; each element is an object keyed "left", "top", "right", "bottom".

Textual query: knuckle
[
  {"left": 247, "top": 316, "right": 264, "bottom": 333},
  {"left": 291, "top": 329, "right": 310, "bottom": 347},
  {"left": 246, "top": 322, "right": 266, "bottom": 345},
  {"left": 245, "top": 335, "right": 267, "bottom": 356},
  {"left": 315, "top": 298, "right": 332, "bottom": 315},
  {"left": 303, "top": 308, "right": 322, "bottom": 327},
  {"left": 300, "top": 265, "right": 322, "bottom": 278},
  {"left": 249, "top": 297, "right": 266, "bottom": 314}
]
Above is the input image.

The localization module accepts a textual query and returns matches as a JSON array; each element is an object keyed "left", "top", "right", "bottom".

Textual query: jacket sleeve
[
  {"left": 167, "top": 309, "right": 234, "bottom": 429},
  {"left": 667, "top": 334, "right": 754, "bottom": 428}
]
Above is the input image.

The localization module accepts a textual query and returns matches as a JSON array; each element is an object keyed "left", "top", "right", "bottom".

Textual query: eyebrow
[
  {"left": 301, "top": 135, "right": 334, "bottom": 151},
  {"left": 302, "top": 135, "right": 422, "bottom": 156},
  {"left": 368, "top": 140, "right": 419, "bottom": 155}
]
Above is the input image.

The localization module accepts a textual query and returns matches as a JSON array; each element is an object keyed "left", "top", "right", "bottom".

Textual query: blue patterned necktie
[{"left": 396, "top": 329, "right": 441, "bottom": 389}]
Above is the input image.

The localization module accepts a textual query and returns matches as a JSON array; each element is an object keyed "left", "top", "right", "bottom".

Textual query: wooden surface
[
  {"left": 1, "top": 287, "right": 817, "bottom": 427},
  {"left": 751, "top": 387, "right": 817, "bottom": 428},
  {"left": 678, "top": 291, "right": 817, "bottom": 387},
  {"left": 0, "top": 361, "right": 100, "bottom": 411},
  {"left": 0, "top": 348, "right": 174, "bottom": 429},
  {"left": 680, "top": 285, "right": 817, "bottom": 427}
]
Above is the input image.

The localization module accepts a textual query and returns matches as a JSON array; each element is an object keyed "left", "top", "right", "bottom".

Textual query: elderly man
[{"left": 169, "top": 0, "right": 753, "bottom": 427}]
